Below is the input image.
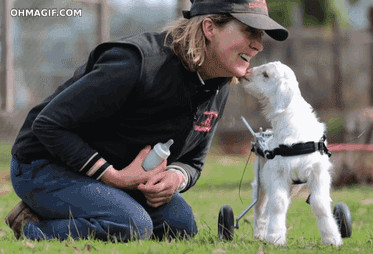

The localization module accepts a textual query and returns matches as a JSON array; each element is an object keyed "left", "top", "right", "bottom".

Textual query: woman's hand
[
  {"left": 100, "top": 146, "right": 167, "bottom": 189},
  {"left": 137, "top": 170, "right": 185, "bottom": 208}
]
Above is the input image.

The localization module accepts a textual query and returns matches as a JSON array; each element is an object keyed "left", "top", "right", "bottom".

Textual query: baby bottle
[{"left": 142, "top": 139, "right": 174, "bottom": 171}]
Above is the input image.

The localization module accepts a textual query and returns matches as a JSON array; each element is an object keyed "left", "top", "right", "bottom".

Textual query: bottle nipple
[
  {"left": 155, "top": 139, "right": 174, "bottom": 159},
  {"left": 163, "top": 139, "right": 174, "bottom": 150}
]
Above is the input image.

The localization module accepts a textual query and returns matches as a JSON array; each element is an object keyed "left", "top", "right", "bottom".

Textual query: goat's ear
[{"left": 270, "top": 79, "right": 293, "bottom": 114}]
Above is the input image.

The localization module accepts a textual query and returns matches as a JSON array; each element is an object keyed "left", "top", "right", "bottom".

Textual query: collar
[
  {"left": 194, "top": 72, "right": 229, "bottom": 91},
  {"left": 196, "top": 71, "right": 205, "bottom": 86}
]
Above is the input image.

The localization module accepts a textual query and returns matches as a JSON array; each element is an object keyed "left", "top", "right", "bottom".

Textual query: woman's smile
[{"left": 199, "top": 19, "right": 264, "bottom": 79}]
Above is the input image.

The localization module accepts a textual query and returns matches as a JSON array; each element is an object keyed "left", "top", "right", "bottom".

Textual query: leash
[{"left": 238, "top": 150, "right": 253, "bottom": 204}]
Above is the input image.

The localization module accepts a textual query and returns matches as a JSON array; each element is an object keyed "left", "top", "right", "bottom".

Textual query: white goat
[{"left": 240, "top": 61, "right": 342, "bottom": 246}]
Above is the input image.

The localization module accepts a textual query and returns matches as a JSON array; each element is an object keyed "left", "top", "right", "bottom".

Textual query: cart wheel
[
  {"left": 218, "top": 205, "right": 235, "bottom": 241},
  {"left": 333, "top": 202, "right": 352, "bottom": 238}
]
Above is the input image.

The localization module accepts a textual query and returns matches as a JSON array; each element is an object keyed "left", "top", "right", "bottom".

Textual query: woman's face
[{"left": 203, "top": 19, "right": 264, "bottom": 79}]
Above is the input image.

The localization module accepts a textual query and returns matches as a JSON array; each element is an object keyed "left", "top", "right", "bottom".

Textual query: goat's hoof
[
  {"left": 323, "top": 237, "right": 343, "bottom": 246},
  {"left": 253, "top": 230, "right": 266, "bottom": 241},
  {"left": 266, "top": 233, "right": 286, "bottom": 245}
]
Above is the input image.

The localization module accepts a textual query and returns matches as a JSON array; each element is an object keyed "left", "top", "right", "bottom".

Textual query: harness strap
[{"left": 252, "top": 135, "right": 332, "bottom": 159}]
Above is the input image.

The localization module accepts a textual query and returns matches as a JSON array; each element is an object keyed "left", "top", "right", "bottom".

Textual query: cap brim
[{"left": 231, "top": 13, "right": 288, "bottom": 41}]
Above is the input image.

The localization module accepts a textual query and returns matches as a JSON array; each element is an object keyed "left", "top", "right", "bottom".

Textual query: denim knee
[
  {"left": 153, "top": 194, "right": 198, "bottom": 239},
  {"left": 167, "top": 204, "right": 197, "bottom": 238},
  {"left": 91, "top": 215, "right": 153, "bottom": 242},
  {"left": 128, "top": 215, "right": 154, "bottom": 240}
]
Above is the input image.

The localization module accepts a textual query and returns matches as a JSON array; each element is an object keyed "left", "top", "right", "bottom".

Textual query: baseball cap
[{"left": 183, "top": 0, "right": 288, "bottom": 41}]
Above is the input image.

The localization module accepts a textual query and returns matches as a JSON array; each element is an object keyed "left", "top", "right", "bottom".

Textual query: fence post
[
  {"left": 0, "top": 0, "right": 14, "bottom": 112},
  {"left": 332, "top": 18, "right": 344, "bottom": 110},
  {"left": 289, "top": 3, "right": 303, "bottom": 68},
  {"left": 72, "top": 0, "right": 110, "bottom": 43},
  {"left": 176, "top": 0, "right": 191, "bottom": 18},
  {"left": 369, "top": 7, "right": 373, "bottom": 105},
  {"left": 97, "top": 0, "right": 109, "bottom": 43}
]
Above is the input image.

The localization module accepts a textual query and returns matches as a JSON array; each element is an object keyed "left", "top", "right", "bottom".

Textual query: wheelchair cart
[{"left": 217, "top": 117, "right": 352, "bottom": 241}]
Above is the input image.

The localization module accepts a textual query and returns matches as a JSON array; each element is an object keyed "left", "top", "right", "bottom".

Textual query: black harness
[{"left": 252, "top": 135, "right": 332, "bottom": 160}]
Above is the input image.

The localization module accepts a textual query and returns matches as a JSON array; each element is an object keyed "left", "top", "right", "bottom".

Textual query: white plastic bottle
[{"left": 142, "top": 139, "right": 174, "bottom": 171}]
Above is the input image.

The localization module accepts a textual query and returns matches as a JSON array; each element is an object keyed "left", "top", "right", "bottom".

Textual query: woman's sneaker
[{"left": 5, "top": 201, "right": 40, "bottom": 239}]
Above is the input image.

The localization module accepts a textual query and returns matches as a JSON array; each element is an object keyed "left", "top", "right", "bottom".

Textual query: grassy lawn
[{"left": 0, "top": 142, "right": 372, "bottom": 253}]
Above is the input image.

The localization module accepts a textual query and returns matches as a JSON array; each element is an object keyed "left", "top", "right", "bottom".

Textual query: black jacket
[{"left": 11, "top": 32, "right": 230, "bottom": 191}]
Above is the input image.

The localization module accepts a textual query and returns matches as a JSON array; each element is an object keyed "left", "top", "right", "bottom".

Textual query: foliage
[
  {"left": 327, "top": 116, "right": 345, "bottom": 136},
  {"left": 267, "top": 0, "right": 300, "bottom": 27},
  {"left": 267, "top": 0, "right": 348, "bottom": 27}
]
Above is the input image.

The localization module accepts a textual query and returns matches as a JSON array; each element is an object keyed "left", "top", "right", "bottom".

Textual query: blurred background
[{"left": 0, "top": 0, "right": 372, "bottom": 185}]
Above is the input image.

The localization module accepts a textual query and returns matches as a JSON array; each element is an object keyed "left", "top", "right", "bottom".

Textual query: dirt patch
[
  {"left": 0, "top": 171, "right": 10, "bottom": 183},
  {"left": 360, "top": 199, "right": 373, "bottom": 205},
  {"left": 0, "top": 171, "right": 11, "bottom": 196}
]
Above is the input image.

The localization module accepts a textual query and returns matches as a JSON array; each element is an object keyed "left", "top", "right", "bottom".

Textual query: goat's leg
[
  {"left": 263, "top": 166, "right": 290, "bottom": 245},
  {"left": 252, "top": 159, "right": 268, "bottom": 240},
  {"left": 308, "top": 162, "right": 342, "bottom": 246}
]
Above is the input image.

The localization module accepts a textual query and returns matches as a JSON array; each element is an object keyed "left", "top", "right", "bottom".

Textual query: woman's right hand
[{"left": 100, "top": 146, "right": 167, "bottom": 189}]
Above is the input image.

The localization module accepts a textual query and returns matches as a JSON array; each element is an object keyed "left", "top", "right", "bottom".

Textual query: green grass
[
  {"left": 0, "top": 143, "right": 373, "bottom": 253},
  {"left": 0, "top": 142, "right": 12, "bottom": 172}
]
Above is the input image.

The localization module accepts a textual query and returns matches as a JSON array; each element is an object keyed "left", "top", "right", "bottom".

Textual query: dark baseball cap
[{"left": 183, "top": 0, "right": 288, "bottom": 41}]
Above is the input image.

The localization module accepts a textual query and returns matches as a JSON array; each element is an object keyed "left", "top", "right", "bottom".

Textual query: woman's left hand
[{"left": 137, "top": 171, "right": 184, "bottom": 208}]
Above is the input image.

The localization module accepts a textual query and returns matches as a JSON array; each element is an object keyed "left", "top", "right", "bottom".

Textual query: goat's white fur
[{"left": 240, "top": 61, "right": 342, "bottom": 246}]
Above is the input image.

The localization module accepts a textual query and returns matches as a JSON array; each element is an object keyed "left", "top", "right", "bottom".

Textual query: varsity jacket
[{"left": 11, "top": 32, "right": 230, "bottom": 192}]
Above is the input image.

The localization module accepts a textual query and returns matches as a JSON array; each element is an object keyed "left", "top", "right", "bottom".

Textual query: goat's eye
[{"left": 263, "top": 72, "right": 269, "bottom": 78}]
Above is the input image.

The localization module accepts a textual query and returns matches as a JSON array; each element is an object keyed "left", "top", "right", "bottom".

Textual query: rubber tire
[
  {"left": 333, "top": 202, "right": 352, "bottom": 238},
  {"left": 218, "top": 205, "right": 235, "bottom": 241}
]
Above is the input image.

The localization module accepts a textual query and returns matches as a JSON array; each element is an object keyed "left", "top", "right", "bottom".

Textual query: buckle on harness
[
  {"left": 251, "top": 142, "right": 257, "bottom": 153},
  {"left": 316, "top": 141, "right": 323, "bottom": 155},
  {"left": 264, "top": 150, "right": 275, "bottom": 159},
  {"left": 318, "top": 135, "right": 332, "bottom": 158}
]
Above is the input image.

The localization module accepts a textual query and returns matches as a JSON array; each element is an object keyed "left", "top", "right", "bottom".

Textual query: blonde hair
[{"left": 164, "top": 14, "right": 234, "bottom": 73}]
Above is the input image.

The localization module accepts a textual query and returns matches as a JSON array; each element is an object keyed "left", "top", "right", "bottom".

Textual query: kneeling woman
[{"left": 6, "top": 0, "right": 287, "bottom": 241}]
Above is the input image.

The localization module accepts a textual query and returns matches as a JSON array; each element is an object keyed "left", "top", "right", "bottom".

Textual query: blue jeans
[{"left": 10, "top": 157, "right": 197, "bottom": 241}]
